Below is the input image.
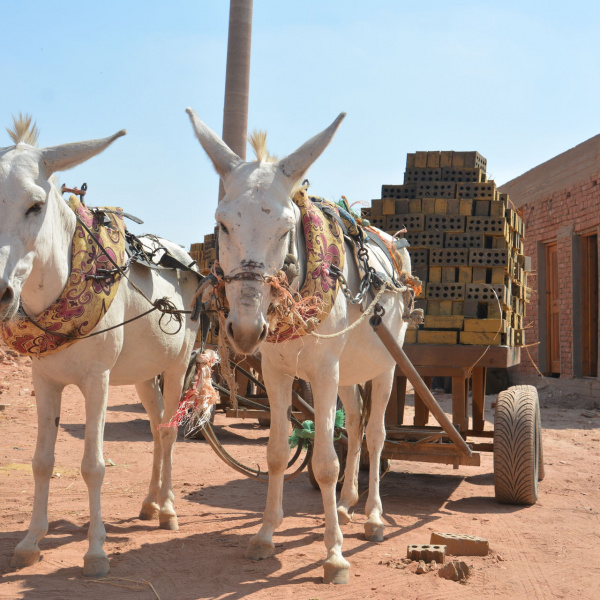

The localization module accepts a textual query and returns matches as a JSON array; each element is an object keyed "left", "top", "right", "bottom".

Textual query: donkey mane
[
  {"left": 248, "top": 130, "right": 277, "bottom": 164},
  {"left": 7, "top": 113, "right": 40, "bottom": 146}
]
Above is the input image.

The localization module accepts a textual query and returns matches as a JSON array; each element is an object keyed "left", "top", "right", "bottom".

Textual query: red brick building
[{"left": 499, "top": 135, "right": 600, "bottom": 399}]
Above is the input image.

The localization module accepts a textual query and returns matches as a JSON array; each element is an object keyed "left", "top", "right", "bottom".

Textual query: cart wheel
[
  {"left": 494, "top": 385, "right": 543, "bottom": 505},
  {"left": 308, "top": 441, "right": 347, "bottom": 491}
]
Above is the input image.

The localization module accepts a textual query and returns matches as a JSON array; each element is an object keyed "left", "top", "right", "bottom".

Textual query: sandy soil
[{"left": 1, "top": 346, "right": 599, "bottom": 600}]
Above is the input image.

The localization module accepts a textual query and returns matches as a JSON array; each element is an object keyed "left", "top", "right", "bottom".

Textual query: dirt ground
[{"left": 1, "top": 346, "right": 599, "bottom": 600}]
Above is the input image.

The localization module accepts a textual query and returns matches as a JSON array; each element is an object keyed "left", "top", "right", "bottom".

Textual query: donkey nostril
[
  {"left": 227, "top": 322, "right": 235, "bottom": 340},
  {"left": 258, "top": 324, "right": 268, "bottom": 341}
]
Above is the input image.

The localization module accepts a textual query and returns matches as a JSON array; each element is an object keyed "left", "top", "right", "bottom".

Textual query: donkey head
[
  {"left": 0, "top": 115, "right": 126, "bottom": 321},
  {"left": 187, "top": 108, "right": 345, "bottom": 355}
]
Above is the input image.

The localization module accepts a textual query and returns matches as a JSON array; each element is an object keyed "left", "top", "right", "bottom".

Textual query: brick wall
[{"left": 500, "top": 141, "right": 600, "bottom": 381}]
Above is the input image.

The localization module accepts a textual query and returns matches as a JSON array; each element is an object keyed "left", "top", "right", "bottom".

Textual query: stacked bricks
[
  {"left": 363, "top": 151, "right": 529, "bottom": 347},
  {"left": 189, "top": 227, "right": 218, "bottom": 275}
]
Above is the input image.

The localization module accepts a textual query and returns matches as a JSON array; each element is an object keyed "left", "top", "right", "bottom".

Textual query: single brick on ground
[
  {"left": 430, "top": 532, "right": 489, "bottom": 556},
  {"left": 406, "top": 544, "right": 446, "bottom": 563}
]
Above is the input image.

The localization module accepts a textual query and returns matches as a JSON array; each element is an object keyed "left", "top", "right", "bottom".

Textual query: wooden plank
[
  {"left": 471, "top": 367, "right": 486, "bottom": 432},
  {"left": 404, "top": 344, "right": 521, "bottom": 368},
  {"left": 414, "top": 376, "right": 432, "bottom": 426},
  {"left": 452, "top": 375, "right": 469, "bottom": 433}
]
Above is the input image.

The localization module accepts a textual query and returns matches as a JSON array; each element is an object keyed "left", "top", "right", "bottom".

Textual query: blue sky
[{"left": 3, "top": 0, "right": 598, "bottom": 248}]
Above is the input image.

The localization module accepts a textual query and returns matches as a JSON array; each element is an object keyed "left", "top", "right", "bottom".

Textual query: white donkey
[
  {"left": 187, "top": 108, "right": 413, "bottom": 584},
  {"left": 0, "top": 117, "right": 199, "bottom": 577}
]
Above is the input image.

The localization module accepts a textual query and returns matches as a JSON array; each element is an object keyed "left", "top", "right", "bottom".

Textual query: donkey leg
[
  {"left": 310, "top": 370, "right": 350, "bottom": 584},
  {"left": 11, "top": 378, "right": 64, "bottom": 569},
  {"left": 79, "top": 371, "right": 111, "bottom": 577},
  {"left": 155, "top": 363, "right": 188, "bottom": 530},
  {"left": 336, "top": 385, "right": 362, "bottom": 525},
  {"left": 245, "top": 365, "right": 293, "bottom": 561},
  {"left": 135, "top": 379, "right": 164, "bottom": 521},
  {"left": 363, "top": 368, "right": 394, "bottom": 542}
]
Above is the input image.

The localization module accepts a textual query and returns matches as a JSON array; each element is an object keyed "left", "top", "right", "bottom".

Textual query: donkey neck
[{"left": 21, "top": 190, "right": 76, "bottom": 317}]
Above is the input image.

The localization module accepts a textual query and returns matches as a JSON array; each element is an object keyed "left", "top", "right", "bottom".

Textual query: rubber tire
[
  {"left": 494, "top": 385, "right": 543, "bottom": 505},
  {"left": 308, "top": 441, "right": 347, "bottom": 491}
]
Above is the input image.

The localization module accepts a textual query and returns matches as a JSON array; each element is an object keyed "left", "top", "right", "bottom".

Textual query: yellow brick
[
  {"left": 463, "top": 318, "right": 507, "bottom": 333},
  {"left": 447, "top": 199, "right": 460, "bottom": 214},
  {"left": 438, "top": 301, "right": 454, "bottom": 316},
  {"left": 429, "top": 266, "right": 442, "bottom": 283},
  {"left": 488, "top": 303, "right": 503, "bottom": 319},
  {"left": 491, "top": 268, "right": 507, "bottom": 284},
  {"left": 490, "top": 199, "right": 506, "bottom": 217},
  {"left": 472, "top": 267, "right": 487, "bottom": 283},
  {"left": 434, "top": 198, "right": 448, "bottom": 214},
  {"left": 459, "top": 199, "right": 473, "bottom": 216},
  {"left": 414, "top": 151, "right": 427, "bottom": 167},
  {"left": 371, "top": 199, "right": 383, "bottom": 216},
  {"left": 404, "top": 329, "right": 417, "bottom": 344},
  {"left": 459, "top": 331, "right": 502, "bottom": 346},
  {"left": 440, "top": 151, "right": 454, "bottom": 167},
  {"left": 382, "top": 198, "right": 396, "bottom": 215},
  {"left": 452, "top": 301, "right": 464, "bottom": 315},
  {"left": 409, "top": 199, "right": 422, "bottom": 214},
  {"left": 418, "top": 330, "right": 458, "bottom": 345},
  {"left": 427, "top": 151, "right": 441, "bottom": 167},
  {"left": 458, "top": 266, "right": 472, "bottom": 282},
  {"left": 424, "top": 316, "right": 464, "bottom": 330},
  {"left": 442, "top": 267, "right": 457, "bottom": 282},
  {"left": 422, "top": 198, "right": 436, "bottom": 214}
]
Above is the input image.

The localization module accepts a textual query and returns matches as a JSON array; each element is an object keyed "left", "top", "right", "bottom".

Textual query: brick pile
[
  {"left": 362, "top": 151, "right": 529, "bottom": 347},
  {"left": 189, "top": 228, "right": 218, "bottom": 275}
]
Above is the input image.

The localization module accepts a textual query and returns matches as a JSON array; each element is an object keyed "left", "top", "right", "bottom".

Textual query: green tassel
[{"left": 288, "top": 409, "right": 345, "bottom": 449}]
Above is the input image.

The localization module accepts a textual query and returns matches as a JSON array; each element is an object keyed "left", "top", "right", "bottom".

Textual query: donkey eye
[
  {"left": 219, "top": 223, "right": 229, "bottom": 235},
  {"left": 25, "top": 204, "right": 42, "bottom": 217}
]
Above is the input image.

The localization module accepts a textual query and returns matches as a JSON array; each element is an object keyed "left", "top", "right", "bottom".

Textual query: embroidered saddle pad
[
  {"left": 266, "top": 188, "right": 346, "bottom": 343},
  {"left": 1, "top": 196, "right": 127, "bottom": 356}
]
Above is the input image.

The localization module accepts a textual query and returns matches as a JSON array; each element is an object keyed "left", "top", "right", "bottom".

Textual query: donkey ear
[
  {"left": 186, "top": 107, "right": 242, "bottom": 180},
  {"left": 277, "top": 113, "right": 346, "bottom": 185},
  {"left": 41, "top": 130, "right": 126, "bottom": 175}
]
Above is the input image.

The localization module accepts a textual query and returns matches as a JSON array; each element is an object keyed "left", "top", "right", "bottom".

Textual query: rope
[{"left": 309, "top": 283, "right": 400, "bottom": 340}]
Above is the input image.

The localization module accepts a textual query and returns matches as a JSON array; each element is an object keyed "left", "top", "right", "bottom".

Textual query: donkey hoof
[
  {"left": 83, "top": 554, "right": 110, "bottom": 578},
  {"left": 139, "top": 503, "right": 159, "bottom": 521},
  {"left": 159, "top": 513, "right": 179, "bottom": 531},
  {"left": 323, "top": 557, "right": 350, "bottom": 584},
  {"left": 337, "top": 506, "right": 352, "bottom": 525},
  {"left": 245, "top": 537, "right": 275, "bottom": 561},
  {"left": 11, "top": 548, "right": 40, "bottom": 569},
  {"left": 364, "top": 521, "right": 385, "bottom": 542}
]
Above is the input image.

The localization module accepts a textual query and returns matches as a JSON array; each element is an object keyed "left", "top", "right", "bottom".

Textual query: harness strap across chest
[{"left": 1, "top": 196, "right": 127, "bottom": 356}]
